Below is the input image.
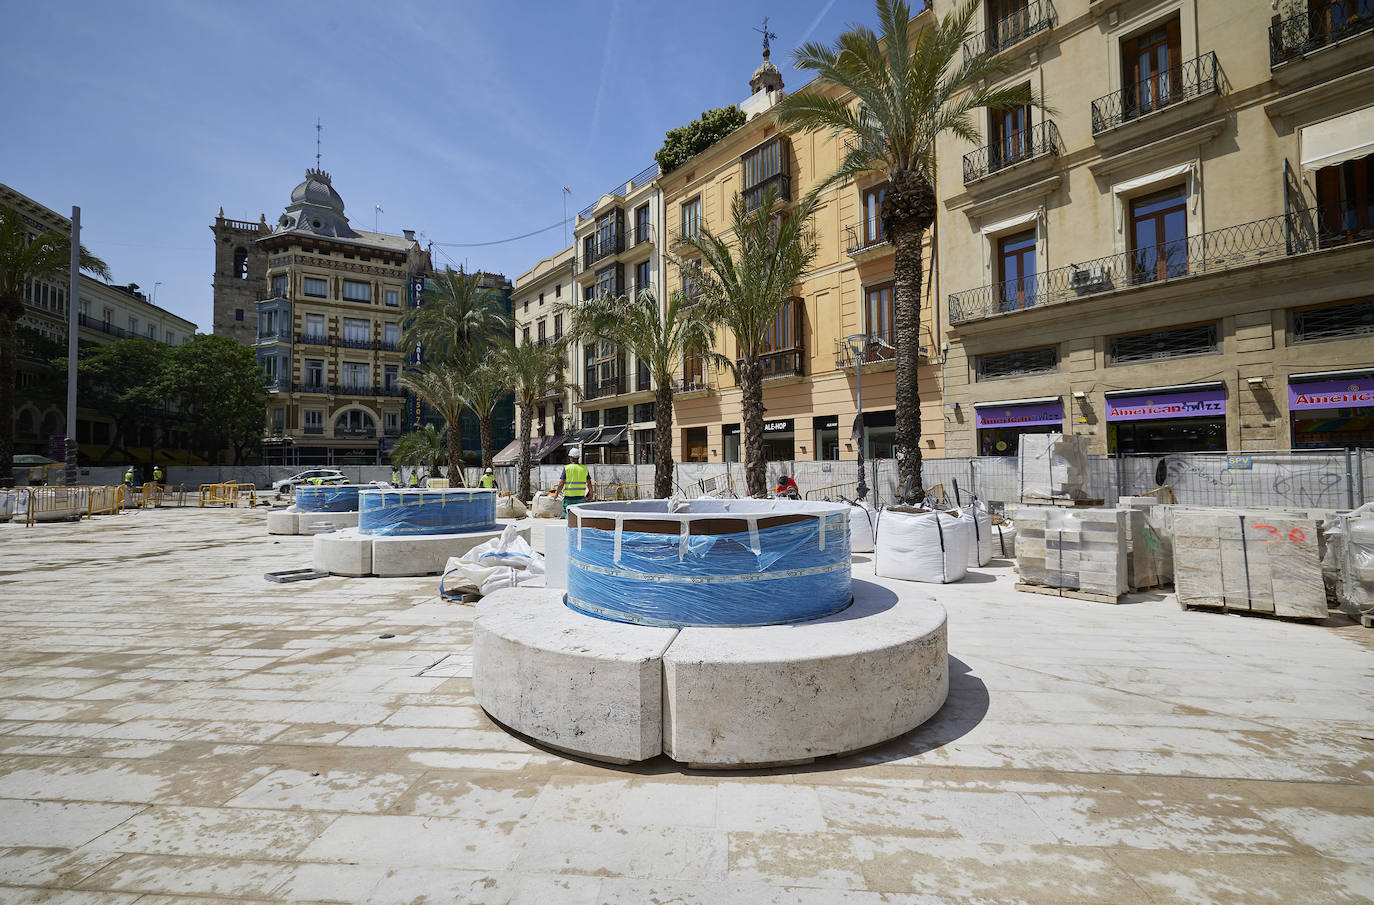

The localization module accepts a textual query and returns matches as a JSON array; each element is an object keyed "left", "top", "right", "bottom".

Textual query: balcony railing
[
  {"left": 582, "top": 229, "right": 625, "bottom": 271},
  {"left": 740, "top": 348, "right": 804, "bottom": 380},
  {"left": 673, "top": 376, "right": 710, "bottom": 394},
  {"left": 78, "top": 313, "right": 128, "bottom": 339},
  {"left": 633, "top": 223, "right": 656, "bottom": 246},
  {"left": 296, "top": 333, "right": 330, "bottom": 346},
  {"left": 948, "top": 203, "right": 1373, "bottom": 325},
  {"left": 338, "top": 337, "right": 375, "bottom": 350},
  {"left": 833, "top": 334, "right": 898, "bottom": 369},
  {"left": 296, "top": 382, "right": 326, "bottom": 394},
  {"left": 1091, "top": 52, "right": 1219, "bottom": 134},
  {"left": 1270, "top": 0, "right": 1374, "bottom": 67},
  {"left": 303, "top": 425, "right": 324, "bottom": 435},
  {"left": 583, "top": 376, "right": 626, "bottom": 400},
  {"left": 963, "top": 0, "right": 1056, "bottom": 61},
  {"left": 267, "top": 377, "right": 291, "bottom": 393},
  {"left": 256, "top": 330, "right": 291, "bottom": 343},
  {"left": 335, "top": 427, "right": 376, "bottom": 439},
  {"left": 963, "top": 121, "right": 1062, "bottom": 183},
  {"left": 844, "top": 224, "right": 891, "bottom": 258},
  {"left": 742, "top": 173, "right": 791, "bottom": 213}
]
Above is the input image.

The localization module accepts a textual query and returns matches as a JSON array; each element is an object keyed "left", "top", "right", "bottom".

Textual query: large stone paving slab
[{"left": 0, "top": 507, "right": 1371, "bottom": 903}]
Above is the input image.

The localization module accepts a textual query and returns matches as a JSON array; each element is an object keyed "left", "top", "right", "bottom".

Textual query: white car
[{"left": 272, "top": 469, "right": 348, "bottom": 494}]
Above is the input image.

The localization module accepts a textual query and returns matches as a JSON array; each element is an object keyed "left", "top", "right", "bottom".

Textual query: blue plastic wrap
[
  {"left": 295, "top": 484, "right": 363, "bottom": 512},
  {"left": 358, "top": 488, "right": 497, "bottom": 536},
  {"left": 566, "top": 513, "right": 851, "bottom": 627}
]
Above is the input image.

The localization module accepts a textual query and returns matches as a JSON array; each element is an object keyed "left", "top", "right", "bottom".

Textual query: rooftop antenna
[
  {"left": 315, "top": 118, "right": 322, "bottom": 169},
  {"left": 754, "top": 16, "right": 777, "bottom": 59},
  {"left": 562, "top": 186, "right": 572, "bottom": 247}
]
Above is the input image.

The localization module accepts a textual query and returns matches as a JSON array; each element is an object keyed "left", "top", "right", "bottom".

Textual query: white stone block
[
  {"left": 266, "top": 509, "right": 299, "bottom": 535},
  {"left": 543, "top": 524, "right": 568, "bottom": 589},
  {"left": 313, "top": 529, "right": 372, "bottom": 578},
  {"left": 371, "top": 527, "right": 528, "bottom": 578},
  {"left": 298, "top": 511, "right": 359, "bottom": 535},
  {"left": 473, "top": 587, "right": 677, "bottom": 763},
  {"left": 661, "top": 578, "right": 948, "bottom": 767}
]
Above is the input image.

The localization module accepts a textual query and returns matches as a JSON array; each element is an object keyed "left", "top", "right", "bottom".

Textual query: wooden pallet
[
  {"left": 1015, "top": 581, "right": 1123, "bottom": 605},
  {"left": 1018, "top": 498, "right": 1106, "bottom": 508}
]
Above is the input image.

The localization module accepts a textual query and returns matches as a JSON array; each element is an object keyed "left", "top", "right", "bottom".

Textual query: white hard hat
[
  {"left": 484, "top": 467, "right": 493, "bottom": 474},
  {"left": 569, "top": 447, "right": 581, "bottom": 458}
]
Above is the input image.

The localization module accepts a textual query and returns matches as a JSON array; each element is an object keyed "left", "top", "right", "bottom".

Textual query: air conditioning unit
[{"left": 1070, "top": 265, "right": 1108, "bottom": 292}]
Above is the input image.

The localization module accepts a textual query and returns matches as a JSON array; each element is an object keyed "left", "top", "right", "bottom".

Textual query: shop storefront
[
  {"left": 762, "top": 418, "right": 794, "bottom": 461},
  {"left": 1106, "top": 383, "right": 1226, "bottom": 454},
  {"left": 861, "top": 410, "right": 897, "bottom": 459},
  {"left": 813, "top": 415, "right": 840, "bottom": 460},
  {"left": 1289, "top": 371, "right": 1374, "bottom": 450},
  {"left": 722, "top": 423, "right": 740, "bottom": 463},
  {"left": 974, "top": 398, "right": 1063, "bottom": 456}
]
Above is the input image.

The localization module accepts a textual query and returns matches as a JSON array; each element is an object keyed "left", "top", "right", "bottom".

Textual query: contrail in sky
[{"left": 796, "top": 0, "right": 840, "bottom": 49}]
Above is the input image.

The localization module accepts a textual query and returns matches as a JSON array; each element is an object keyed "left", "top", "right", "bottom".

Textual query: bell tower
[{"left": 210, "top": 207, "right": 268, "bottom": 345}]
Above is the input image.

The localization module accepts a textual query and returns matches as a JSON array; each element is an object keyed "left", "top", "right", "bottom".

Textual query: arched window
[
  {"left": 234, "top": 247, "right": 248, "bottom": 280},
  {"left": 334, "top": 410, "right": 376, "bottom": 436}
]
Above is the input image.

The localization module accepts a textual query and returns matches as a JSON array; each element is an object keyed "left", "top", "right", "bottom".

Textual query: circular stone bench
[
  {"left": 472, "top": 577, "right": 948, "bottom": 767},
  {"left": 267, "top": 509, "right": 360, "bottom": 536},
  {"left": 313, "top": 524, "right": 528, "bottom": 578}
]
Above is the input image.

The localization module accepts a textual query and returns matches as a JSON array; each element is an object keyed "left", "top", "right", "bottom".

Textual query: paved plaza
[{"left": 0, "top": 506, "right": 1371, "bottom": 904}]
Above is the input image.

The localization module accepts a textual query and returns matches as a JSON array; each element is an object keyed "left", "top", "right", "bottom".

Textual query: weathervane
[
  {"left": 315, "top": 118, "right": 322, "bottom": 167},
  {"left": 754, "top": 16, "right": 777, "bottom": 59}
]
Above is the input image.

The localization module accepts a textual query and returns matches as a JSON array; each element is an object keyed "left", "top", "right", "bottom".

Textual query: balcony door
[
  {"left": 864, "top": 283, "right": 896, "bottom": 353},
  {"left": 862, "top": 184, "right": 887, "bottom": 246},
  {"left": 990, "top": 91, "right": 1031, "bottom": 171},
  {"left": 1123, "top": 19, "right": 1181, "bottom": 119},
  {"left": 988, "top": 0, "right": 1030, "bottom": 52},
  {"left": 1130, "top": 185, "right": 1189, "bottom": 284},
  {"left": 997, "top": 230, "right": 1038, "bottom": 311},
  {"left": 1315, "top": 153, "right": 1374, "bottom": 246}
]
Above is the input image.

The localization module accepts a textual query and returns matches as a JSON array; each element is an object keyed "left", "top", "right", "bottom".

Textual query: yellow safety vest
[
  {"left": 408, "top": 473, "right": 420, "bottom": 486},
  {"left": 564, "top": 463, "right": 589, "bottom": 497},
  {"left": 124, "top": 471, "right": 133, "bottom": 483},
  {"left": 153, "top": 468, "right": 163, "bottom": 480},
  {"left": 480, "top": 475, "right": 496, "bottom": 488},
  {"left": 308, "top": 477, "right": 324, "bottom": 486}
]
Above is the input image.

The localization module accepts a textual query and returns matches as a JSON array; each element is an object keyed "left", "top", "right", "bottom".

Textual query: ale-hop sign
[
  {"left": 1105, "top": 387, "right": 1225, "bottom": 421},
  {"left": 974, "top": 400, "right": 1063, "bottom": 428},
  {"left": 1288, "top": 379, "right": 1374, "bottom": 410}
]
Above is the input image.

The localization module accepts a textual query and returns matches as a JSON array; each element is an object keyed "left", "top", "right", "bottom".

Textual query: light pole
[{"left": 846, "top": 333, "right": 868, "bottom": 502}]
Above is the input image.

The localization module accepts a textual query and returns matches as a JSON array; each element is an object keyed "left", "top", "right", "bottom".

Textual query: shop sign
[
  {"left": 1105, "top": 388, "right": 1224, "bottom": 422},
  {"left": 1288, "top": 379, "right": 1374, "bottom": 410},
  {"left": 1226, "top": 455, "right": 1252, "bottom": 470},
  {"left": 723, "top": 424, "right": 740, "bottom": 437},
  {"left": 816, "top": 416, "right": 839, "bottom": 430},
  {"left": 975, "top": 400, "right": 1063, "bottom": 428},
  {"left": 763, "top": 419, "right": 793, "bottom": 433}
]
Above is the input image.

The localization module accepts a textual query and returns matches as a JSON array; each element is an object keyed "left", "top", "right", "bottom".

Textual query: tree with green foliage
[
  {"left": 0, "top": 203, "right": 110, "bottom": 485},
  {"left": 655, "top": 105, "right": 748, "bottom": 175},
  {"left": 777, "top": 0, "right": 1042, "bottom": 501},
  {"left": 62, "top": 339, "right": 171, "bottom": 464},
  {"left": 400, "top": 362, "right": 471, "bottom": 483},
  {"left": 559, "top": 288, "right": 721, "bottom": 498},
  {"left": 496, "top": 339, "right": 573, "bottom": 502},
  {"left": 403, "top": 266, "right": 511, "bottom": 364},
  {"left": 390, "top": 423, "right": 444, "bottom": 475},
  {"left": 449, "top": 353, "right": 506, "bottom": 471},
  {"left": 161, "top": 334, "right": 268, "bottom": 465},
  {"left": 677, "top": 185, "right": 818, "bottom": 496}
]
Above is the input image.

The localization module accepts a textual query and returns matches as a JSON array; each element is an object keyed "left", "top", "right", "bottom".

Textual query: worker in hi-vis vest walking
[
  {"left": 550, "top": 447, "right": 589, "bottom": 517},
  {"left": 479, "top": 468, "right": 497, "bottom": 489}
]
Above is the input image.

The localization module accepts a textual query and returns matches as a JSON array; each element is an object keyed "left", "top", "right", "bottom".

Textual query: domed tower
[
  {"left": 743, "top": 18, "right": 785, "bottom": 119},
  {"left": 273, "top": 168, "right": 359, "bottom": 240}
]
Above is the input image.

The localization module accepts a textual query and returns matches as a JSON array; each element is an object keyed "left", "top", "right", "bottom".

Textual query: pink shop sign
[
  {"left": 1289, "top": 379, "right": 1374, "bottom": 410},
  {"left": 1105, "top": 387, "right": 1225, "bottom": 422}
]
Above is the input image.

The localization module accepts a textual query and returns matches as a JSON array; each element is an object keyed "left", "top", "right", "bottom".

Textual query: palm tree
[
  {"left": 390, "top": 423, "right": 444, "bottom": 476},
  {"left": 677, "top": 185, "right": 818, "bottom": 497},
  {"left": 496, "top": 338, "right": 573, "bottom": 501},
  {"left": 0, "top": 204, "right": 110, "bottom": 486},
  {"left": 399, "top": 362, "right": 471, "bottom": 484},
  {"left": 450, "top": 352, "right": 506, "bottom": 471},
  {"left": 777, "top": 0, "right": 1043, "bottom": 501},
  {"left": 559, "top": 288, "right": 720, "bottom": 498},
  {"left": 403, "top": 266, "right": 511, "bottom": 364}
]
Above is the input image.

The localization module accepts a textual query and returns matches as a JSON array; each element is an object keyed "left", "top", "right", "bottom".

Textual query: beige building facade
[
  {"left": 508, "top": 244, "right": 577, "bottom": 464},
  {"left": 934, "top": 0, "right": 1374, "bottom": 457}
]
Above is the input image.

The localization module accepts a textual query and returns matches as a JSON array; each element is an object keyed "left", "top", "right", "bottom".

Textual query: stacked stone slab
[
  {"left": 1172, "top": 510, "right": 1326, "bottom": 619},
  {"left": 1328, "top": 511, "right": 1374, "bottom": 617},
  {"left": 1118, "top": 497, "right": 1173, "bottom": 588},
  {"left": 1018, "top": 433, "right": 1091, "bottom": 502},
  {"left": 1016, "top": 507, "right": 1129, "bottom": 599}
]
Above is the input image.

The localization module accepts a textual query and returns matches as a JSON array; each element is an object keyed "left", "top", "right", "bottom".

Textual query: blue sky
[{"left": 0, "top": 0, "right": 868, "bottom": 329}]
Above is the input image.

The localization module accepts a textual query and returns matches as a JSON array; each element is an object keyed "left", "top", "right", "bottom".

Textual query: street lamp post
[{"left": 846, "top": 333, "right": 869, "bottom": 502}]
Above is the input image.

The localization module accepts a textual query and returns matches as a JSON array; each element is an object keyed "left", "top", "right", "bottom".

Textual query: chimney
[{"left": 403, "top": 229, "right": 416, "bottom": 241}]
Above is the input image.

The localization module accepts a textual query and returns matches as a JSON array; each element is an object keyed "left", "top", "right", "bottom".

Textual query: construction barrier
[{"left": 198, "top": 482, "right": 257, "bottom": 508}]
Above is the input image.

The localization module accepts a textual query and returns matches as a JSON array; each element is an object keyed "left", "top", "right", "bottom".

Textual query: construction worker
[
  {"left": 152, "top": 464, "right": 163, "bottom": 485},
  {"left": 307, "top": 475, "right": 325, "bottom": 486},
  {"left": 550, "top": 447, "right": 589, "bottom": 517},
  {"left": 391, "top": 466, "right": 401, "bottom": 486},
  {"left": 123, "top": 466, "right": 134, "bottom": 488},
  {"left": 479, "top": 467, "right": 497, "bottom": 489},
  {"left": 775, "top": 473, "right": 801, "bottom": 500},
  {"left": 408, "top": 469, "right": 421, "bottom": 487}
]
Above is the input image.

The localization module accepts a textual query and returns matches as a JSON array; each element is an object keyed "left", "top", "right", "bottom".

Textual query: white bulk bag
[
  {"left": 992, "top": 521, "right": 1017, "bottom": 558},
  {"left": 875, "top": 508, "right": 969, "bottom": 584},
  {"left": 849, "top": 501, "right": 877, "bottom": 553},
  {"left": 441, "top": 524, "right": 545, "bottom": 598},
  {"left": 495, "top": 494, "right": 527, "bottom": 519},
  {"left": 532, "top": 494, "right": 563, "bottom": 519},
  {"left": 956, "top": 502, "right": 993, "bottom": 567}
]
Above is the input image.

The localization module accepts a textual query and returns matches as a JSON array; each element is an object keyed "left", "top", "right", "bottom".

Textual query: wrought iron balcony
[
  {"left": 833, "top": 334, "right": 898, "bottom": 369},
  {"left": 633, "top": 223, "right": 656, "bottom": 246},
  {"left": 963, "top": 0, "right": 1056, "bottom": 61},
  {"left": 583, "top": 376, "right": 626, "bottom": 400},
  {"left": 378, "top": 340, "right": 400, "bottom": 352},
  {"left": 673, "top": 376, "right": 711, "bottom": 394},
  {"left": 745, "top": 348, "right": 804, "bottom": 380},
  {"left": 963, "top": 121, "right": 1062, "bottom": 183},
  {"left": 844, "top": 225, "right": 891, "bottom": 259},
  {"left": 296, "top": 333, "right": 330, "bottom": 347},
  {"left": 1270, "top": 0, "right": 1374, "bottom": 67},
  {"left": 742, "top": 173, "right": 791, "bottom": 213},
  {"left": 338, "top": 337, "right": 375, "bottom": 350},
  {"left": 296, "top": 382, "right": 327, "bottom": 394},
  {"left": 1091, "top": 52, "right": 1219, "bottom": 135},
  {"left": 582, "top": 229, "right": 625, "bottom": 271},
  {"left": 77, "top": 313, "right": 129, "bottom": 339},
  {"left": 947, "top": 203, "right": 1373, "bottom": 325},
  {"left": 256, "top": 330, "right": 292, "bottom": 344},
  {"left": 303, "top": 425, "right": 324, "bottom": 435},
  {"left": 267, "top": 377, "right": 291, "bottom": 393}
]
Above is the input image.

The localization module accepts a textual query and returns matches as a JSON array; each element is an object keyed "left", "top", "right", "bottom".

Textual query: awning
[
  {"left": 535, "top": 433, "right": 570, "bottom": 460},
  {"left": 1289, "top": 376, "right": 1374, "bottom": 411},
  {"left": 1301, "top": 107, "right": 1374, "bottom": 173},
  {"left": 1289, "top": 368, "right": 1374, "bottom": 382},
  {"left": 492, "top": 439, "right": 523, "bottom": 466},
  {"left": 493, "top": 434, "right": 570, "bottom": 465},
  {"left": 974, "top": 397, "right": 1063, "bottom": 428},
  {"left": 570, "top": 428, "right": 601, "bottom": 447},
  {"left": 1105, "top": 382, "right": 1225, "bottom": 422},
  {"left": 587, "top": 426, "right": 629, "bottom": 446}
]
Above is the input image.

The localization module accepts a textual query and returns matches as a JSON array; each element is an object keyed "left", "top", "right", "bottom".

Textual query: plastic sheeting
[
  {"left": 992, "top": 521, "right": 1017, "bottom": 558},
  {"left": 1326, "top": 504, "right": 1374, "bottom": 617},
  {"left": 874, "top": 508, "right": 969, "bottom": 584},
  {"left": 441, "top": 525, "right": 545, "bottom": 598},
  {"left": 564, "top": 499, "right": 851, "bottom": 627},
  {"left": 1019, "top": 433, "right": 1090, "bottom": 502},
  {"left": 358, "top": 488, "right": 498, "bottom": 537},
  {"left": 295, "top": 484, "right": 363, "bottom": 513}
]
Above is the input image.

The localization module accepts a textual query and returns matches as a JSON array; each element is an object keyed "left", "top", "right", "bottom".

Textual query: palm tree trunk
[
  {"left": 479, "top": 411, "right": 493, "bottom": 471},
  {"left": 652, "top": 384, "right": 675, "bottom": 498},
  {"left": 740, "top": 357, "right": 766, "bottom": 496},
  {"left": 0, "top": 310, "right": 16, "bottom": 487},
  {"left": 516, "top": 399, "right": 532, "bottom": 501},
  {"left": 891, "top": 221, "right": 926, "bottom": 504},
  {"left": 445, "top": 414, "right": 463, "bottom": 483}
]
